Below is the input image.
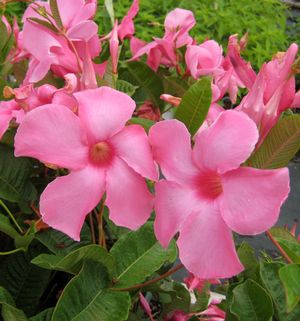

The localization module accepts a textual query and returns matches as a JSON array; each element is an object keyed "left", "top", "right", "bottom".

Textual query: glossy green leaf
[
  {"left": 230, "top": 279, "right": 273, "bottom": 321},
  {"left": 49, "top": 0, "right": 63, "bottom": 29},
  {"left": 0, "top": 243, "right": 51, "bottom": 316},
  {"left": 29, "top": 308, "right": 53, "bottom": 321},
  {"left": 0, "top": 287, "right": 28, "bottom": 321},
  {"left": 116, "top": 79, "right": 138, "bottom": 96},
  {"left": 163, "top": 76, "right": 189, "bottom": 97},
  {"left": 52, "top": 261, "right": 130, "bottom": 321},
  {"left": 260, "top": 262, "right": 300, "bottom": 321},
  {"left": 32, "top": 244, "right": 115, "bottom": 275},
  {"left": 126, "top": 61, "right": 164, "bottom": 109},
  {"left": 248, "top": 114, "right": 300, "bottom": 169},
  {"left": 279, "top": 264, "right": 300, "bottom": 312},
  {"left": 27, "top": 18, "right": 57, "bottom": 33},
  {"left": 110, "top": 223, "right": 177, "bottom": 288},
  {"left": 35, "top": 224, "right": 91, "bottom": 256},
  {"left": 128, "top": 117, "right": 155, "bottom": 132},
  {"left": 0, "top": 214, "right": 19, "bottom": 240},
  {"left": 0, "top": 144, "right": 36, "bottom": 205},
  {"left": 175, "top": 77, "right": 212, "bottom": 135},
  {"left": 0, "top": 20, "right": 9, "bottom": 51}
]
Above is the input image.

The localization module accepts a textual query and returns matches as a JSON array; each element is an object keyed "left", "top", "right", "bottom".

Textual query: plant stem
[
  {"left": 89, "top": 212, "right": 96, "bottom": 244},
  {"left": 266, "top": 230, "right": 293, "bottom": 264},
  {"left": 98, "top": 200, "right": 106, "bottom": 249},
  {"left": 111, "top": 263, "right": 184, "bottom": 292},
  {"left": 0, "top": 248, "right": 24, "bottom": 255},
  {"left": 0, "top": 200, "right": 23, "bottom": 234}
]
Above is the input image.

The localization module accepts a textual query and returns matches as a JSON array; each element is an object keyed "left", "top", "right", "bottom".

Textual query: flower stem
[
  {"left": 89, "top": 212, "right": 96, "bottom": 244},
  {"left": 0, "top": 248, "right": 24, "bottom": 255},
  {"left": 111, "top": 263, "right": 184, "bottom": 292},
  {"left": 266, "top": 230, "right": 293, "bottom": 264},
  {"left": 98, "top": 200, "right": 106, "bottom": 249},
  {"left": 0, "top": 200, "right": 23, "bottom": 234}
]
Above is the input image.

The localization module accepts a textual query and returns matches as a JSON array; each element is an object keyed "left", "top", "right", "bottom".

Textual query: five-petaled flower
[
  {"left": 14, "top": 87, "right": 157, "bottom": 240},
  {"left": 149, "top": 110, "right": 290, "bottom": 278}
]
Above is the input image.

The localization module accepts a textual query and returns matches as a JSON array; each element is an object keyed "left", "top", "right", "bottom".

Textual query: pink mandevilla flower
[
  {"left": 149, "top": 110, "right": 290, "bottom": 278},
  {"left": 185, "top": 40, "right": 223, "bottom": 79},
  {"left": 14, "top": 87, "right": 157, "bottom": 240}
]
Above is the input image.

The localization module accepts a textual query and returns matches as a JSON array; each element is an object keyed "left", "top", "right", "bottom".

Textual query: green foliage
[
  {"left": 110, "top": 223, "right": 177, "bottom": 288},
  {"left": 109, "top": 0, "right": 291, "bottom": 69},
  {"left": 0, "top": 144, "right": 36, "bottom": 207},
  {"left": 51, "top": 261, "right": 131, "bottom": 321},
  {"left": 175, "top": 77, "right": 212, "bottom": 135},
  {"left": 279, "top": 264, "right": 300, "bottom": 312},
  {"left": 248, "top": 114, "right": 300, "bottom": 169},
  {"left": 230, "top": 279, "right": 274, "bottom": 321}
]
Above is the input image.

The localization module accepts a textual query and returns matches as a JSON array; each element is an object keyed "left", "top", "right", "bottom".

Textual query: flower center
[
  {"left": 196, "top": 172, "right": 223, "bottom": 200},
  {"left": 89, "top": 141, "right": 114, "bottom": 166}
]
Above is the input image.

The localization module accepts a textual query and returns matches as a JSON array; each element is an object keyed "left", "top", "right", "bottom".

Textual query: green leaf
[
  {"left": 35, "top": 224, "right": 91, "bottom": 256},
  {"left": 32, "top": 244, "right": 115, "bottom": 275},
  {"left": 104, "top": 0, "right": 115, "bottom": 27},
  {"left": 128, "top": 118, "right": 155, "bottom": 132},
  {"left": 116, "top": 79, "right": 138, "bottom": 97},
  {"left": 29, "top": 308, "right": 53, "bottom": 321},
  {"left": 0, "top": 287, "right": 28, "bottom": 321},
  {"left": 0, "top": 243, "right": 51, "bottom": 316},
  {"left": 0, "top": 214, "right": 19, "bottom": 240},
  {"left": 248, "top": 114, "right": 300, "bottom": 169},
  {"left": 0, "top": 20, "right": 9, "bottom": 51},
  {"left": 0, "top": 32, "right": 14, "bottom": 65},
  {"left": 230, "top": 279, "right": 273, "bottom": 321},
  {"left": 279, "top": 264, "right": 300, "bottom": 312},
  {"left": 0, "top": 144, "right": 36, "bottom": 205},
  {"left": 175, "top": 77, "right": 212, "bottom": 135},
  {"left": 52, "top": 261, "right": 130, "bottom": 321},
  {"left": 126, "top": 61, "right": 164, "bottom": 110},
  {"left": 49, "top": 0, "right": 63, "bottom": 29},
  {"left": 260, "top": 262, "right": 300, "bottom": 321},
  {"left": 110, "top": 223, "right": 177, "bottom": 288},
  {"left": 27, "top": 18, "right": 57, "bottom": 33},
  {"left": 163, "top": 76, "right": 189, "bottom": 97}
]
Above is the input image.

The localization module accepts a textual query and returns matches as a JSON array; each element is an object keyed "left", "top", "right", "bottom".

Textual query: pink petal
[
  {"left": 221, "top": 167, "right": 290, "bottom": 235},
  {"left": 56, "top": 0, "right": 86, "bottom": 27},
  {"left": 14, "top": 104, "right": 88, "bottom": 170},
  {"left": 154, "top": 180, "right": 199, "bottom": 248},
  {"left": 177, "top": 203, "right": 244, "bottom": 278},
  {"left": 110, "top": 125, "right": 158, "bottom": 181},
  {"left": 130, "top": 36, "right": 147, "bottom": 56},
  {"left": 292, "top": 90, "right": 300, "bottom": 108},
  {"left": 74, "top": 87, "right": 136, "bottom": 143},
  {"left": 149, "top": 120, "right": 198, "bottom": 185},
  {"left": 66, "top": 20, "right": 98, "bottom": 41},
  {"left": 0, "top": 100, "right": 17, "bottom": 138},
  {"left": 228, "top": 34, "right": 256, "bottom": 90},
  {"left": 193, "top": 110, "right": 258, "bottom": 173},
  {"left": 105, "top": 157, "right": 153, "bottom": 230},
  {"left": 41, "top": 165, "right": 105, "bottom": 241},
  {"left": 118, "top": 0, "right": 139, "bottom": 41},
  {"left": 164, "top": 8, "right": 195, "bottom": 33}
]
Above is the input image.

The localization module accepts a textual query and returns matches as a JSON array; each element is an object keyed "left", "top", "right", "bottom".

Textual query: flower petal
[
  {"left": 177, "top": 203, "right": 243, "bottom": 278},
  {"left": 221, "top": 167, "right": 290, "bottom": 235},
  {"left": 149, "top": 119, "right": 198, "bottom": 185},
  {"left": 75, "top": 87, "right": 136, "bottom": 143},
  {"left": 67, "top": 20, "right": 98, "bottom": 41},
  {"left": 105, "top": 157, "right": 153, "bottom": 230},
  {"left": 154, "top": 180, "right": 199, "bottom": 248},
  {"left": 110, "top": 125, "right": 158, "bottom": 181},
  {"left": 193, "top": 110, "right": 258, "bottom": 173},
  {"left": 40, "top": 165, "right": 105, "bottom": 241},
  {"left": 14, "top": 104, "right": 88, "bottom": 170}
]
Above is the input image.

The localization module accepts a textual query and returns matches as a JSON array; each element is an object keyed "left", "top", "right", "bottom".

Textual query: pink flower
[
  {"left": 185, "top": 40, "right": 223, "bottom": 79},
  {"left": 21, "top": 0, "right": 100, "bottom": 83},
  {"left": 184, "top": 273, "right": 220, "bottom": 292},
  {"left": 237, "top": 43, "right": 299, "bottom": 143},
  {"left": 139, "top": 293, "right": 155, "bottom": 321},
  {"left": 131, "top": 8, "right": 195, "bottom": 71},
  {"left": 227, "top": 34, "right": 256, "bottom": 90},
  {"left": 118, "top": 0, "right": 139, "bottom": 41},
  {"left": 149, "top": 110, "right": 290, "bottom": 278},
  {"left": 199, "top": 305, "right": 225, "bottom": 321},
  {"left": 164, "top": 311, "right": 189, "bottom": 321},
  {"left": 14, "top": 87, "right": 157, "bottom": 240},
  {"left": 164, "top": 8, "right": 195, "bottom": 48}
]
